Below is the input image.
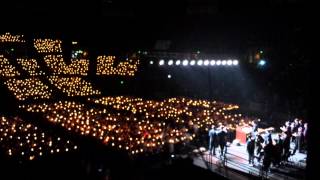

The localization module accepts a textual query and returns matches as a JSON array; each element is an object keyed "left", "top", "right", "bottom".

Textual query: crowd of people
[
  {"left": 207, "top": 117, "right": 308, "bottom": 173},
  {"left": 244, "top": 118, "right": 307, "bottom": 171}
]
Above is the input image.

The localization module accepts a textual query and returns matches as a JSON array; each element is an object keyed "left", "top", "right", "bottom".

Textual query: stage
[{"left": 191, "top": 142, "right": 306, "bottom": 180}]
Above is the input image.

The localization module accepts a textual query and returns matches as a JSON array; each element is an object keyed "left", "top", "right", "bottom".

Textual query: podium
[{"left": 236, "top": 126, "right": 252, "bottom": 144}]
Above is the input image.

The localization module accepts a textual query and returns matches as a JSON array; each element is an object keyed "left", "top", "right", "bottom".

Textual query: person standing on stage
[
  {"left": 274, "top": 137, "right": 283, "bottom": 167},
  {"left": 292, "top": 126, "right": 303, "bottom": 154},
  {"left": 263, "top": 140, "right": 274, "bottom": 172},
  {"left": 302, "top": 122, "right": 308, "bottom": 153},
  {"left": 264, "top": 129, "right": 272, "bottom": 145},
  {"left": 293, "top": 118, "right": 300, "bottom": 132},
  {"left": 248, "top": 120, "right": 258, "bottom": 140},
  {"left": 255, "top": 133, "right": 264, "bottom": 163},
  {"left": 208, "top": 125, "right": 218, "bottom": 155},
  {"left": 247, "top": 136, "right": 256, "bottom": 166},
  {"left": 218, "top": 126, "right": 227, "bottom": 157},
  {"left": 282, "top": 132, "right": 291, "bottom": 162}
]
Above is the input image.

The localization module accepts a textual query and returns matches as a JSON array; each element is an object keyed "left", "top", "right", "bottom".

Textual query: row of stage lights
[{"left": 153, "top": 59, "right": 239, "bottom": 66}]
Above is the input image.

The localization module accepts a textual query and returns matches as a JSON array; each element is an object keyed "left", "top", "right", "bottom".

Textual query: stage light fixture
[
  {"left": 182, "top": 60, "right": 188, "bottom": 66},
  {"left": 159, "top": 60, "right": 164, "bottom": 66},
  {"left": 168, "top": 60, "right": 173, "bottom": 66},
  {"left": 176, "top": 60, "right": 181, "bottom": 65},
  {"left": 232, "top": 60, "right": 239, "bottom": 66},
  {"left": 204, "top": 60, "right": 209, "bottom": 66},
  {"left": 216, "top": 60, "right": 221, "bottom": 66},
  {"left": 190, "top": 60, "right": 195, "bottom": 66},
  {"left": 167, "top": 74, "right": 172, "bottom": 79},
  {"left": 149, "top": 61, "right": 154, "bottom": 65},
  {"left": 227, "top": 60, "right": 232, "bottom": 66},
  {"left": 210, "top": 60, "right": 216, "bottom": 66},
  {"left": 197, "top": 60, "right": 203, "bottom": 66},
  {"left": 258, "top": 60, "right": 266, "bottom": 66},
  {"left": 222, "top": 60, "right": 227, "bottom": 66}
]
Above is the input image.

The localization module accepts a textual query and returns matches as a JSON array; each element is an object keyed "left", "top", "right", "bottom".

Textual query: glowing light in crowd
[
  {"left": 21, "top": 97, "right": 245, "bottom": 155},
  {"left": 44, "top": 55, "right": 89, "bottom": 75},
  {"left": 0, "top": 55, "right": 21, "bottom": 77},
  {"left": 0, "top": 116, "right": 77, "bottom": 161},
  {"left": 96, "top": 55, "right": 139, "bottom": 76},
  {"left": 34, "top": 39, "right": 62, "bottom": 53},
  {"left": 17, "top": 59, "right": 45, "bottom": 76},
  {"left": 4, "top": 78, "right": 52, "bottom": 100},
  {"left": 0, "top": 32, "right": 25, "bottom": 43},
  {"left": 49, "top": 76, "right": 101, "bottom": 97}
]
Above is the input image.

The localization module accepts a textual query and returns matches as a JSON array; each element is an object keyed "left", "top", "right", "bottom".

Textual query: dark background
[{"left": 0, "top": 0, "right": 315, "bottom": 179}]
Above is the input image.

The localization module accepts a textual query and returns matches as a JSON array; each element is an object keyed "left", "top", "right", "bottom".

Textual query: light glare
[
  {"left": 204, "top": 60, "right": 209, "bottom": 66},
  {"left": 182, "top": 60, "right": 188, "bottom": 66}
]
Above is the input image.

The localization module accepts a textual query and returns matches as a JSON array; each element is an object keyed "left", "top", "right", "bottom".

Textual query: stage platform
[{"left": 191, "top": 143, "right": 306, "bottom": 180}]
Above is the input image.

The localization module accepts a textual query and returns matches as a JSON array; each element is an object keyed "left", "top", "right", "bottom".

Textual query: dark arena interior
[{"left": 0, "top": 0, "right": 314, "bottom": 180}]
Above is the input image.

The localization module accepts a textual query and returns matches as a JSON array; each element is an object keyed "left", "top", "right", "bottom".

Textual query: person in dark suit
[
  {"left": 282, "top": 133, "right": 291, "bottom": 162},
  {"left": 218, "top": 126, "right": 227, "bottom": 157},
  {"left": 263, "top": 140, "right": 274, "bottom": 172},
  {"left": 274, "top": 138, "right": 283, "bottom": 167},
  {"left": 247, "top": 136, "right": 255, "bottom": 166}
]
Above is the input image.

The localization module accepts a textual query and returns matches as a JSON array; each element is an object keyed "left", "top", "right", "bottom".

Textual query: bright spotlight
[
  {"left": 149, "top": 61, "right": 154, "bottom": 65},
  {"left": 222, "top": 60, "right": 227, "bottom": 65},
  {"left": 216, "top": 60, "right": 221, "bottom": 66},
  {"left": 176, "top": 60, "right": 181, "bottom": 65},
  {"left": 232, "top": 60, "right": 239, "bottom": 65},
  {"left": 167, "top": 74, "right": 172, "bottom": 79},
  {"left": 159, "top": 60, "right": 164, "bottom": 66},
  {"left": 168, "top": 60, "right": 173, "bottom": 66},
  {"left": 210, "top": 60, "right": 216, "bottom": 66},
  {"left": 190, "top": 60, "right": 195, "bottom": 66},
  {"left": 183, "top": 60, "right": 189, "bottom": 66},
  {"left": 258, "top": 60, "right": 266, "bottom": 66},
  {"left": 204, "top": 60, "right": 209, "bottom": 66},
  {"left": 197, "top": 60, "right": 203, "bottom": 66},
  {"left": 227, "top": 60, "right": 232, "bottom": 66}
]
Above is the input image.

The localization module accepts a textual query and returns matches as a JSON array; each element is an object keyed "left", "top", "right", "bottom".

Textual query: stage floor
[{"left": 192, "top": 143, "right": 306, "bottom": 180}]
